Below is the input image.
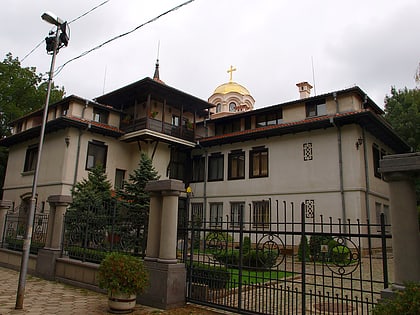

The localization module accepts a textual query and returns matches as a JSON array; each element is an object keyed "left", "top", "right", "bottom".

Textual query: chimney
[{"left": 296, "top": 82, "right": 313, "bottom": 99}]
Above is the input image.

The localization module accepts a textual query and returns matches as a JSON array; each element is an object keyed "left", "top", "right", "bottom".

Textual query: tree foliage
[
  {"left": 0, "top": 53, "right": 65, "bottom": 197},
  {"left": 384, "top": 87, "right": 420, "bottom": 203},
  {"left": 384, "top": 87, "right": 420, "bottom": 151},
  {"left": 117, "top": 153, "right": 160, "bottom": 217},
  {"left": 68, "top": 165, "right": 113, "bottom": 216}
]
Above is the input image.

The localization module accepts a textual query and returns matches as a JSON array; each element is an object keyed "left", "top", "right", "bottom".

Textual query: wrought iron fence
[
  {"left": 179, "top": 201, "right": 392, "bottom": 315},
  {"left": 62, "top": 201, "right": 148, "bottom": 263},
  {"left": 1, "top": 204, "right": 48, "bottom": 255}
]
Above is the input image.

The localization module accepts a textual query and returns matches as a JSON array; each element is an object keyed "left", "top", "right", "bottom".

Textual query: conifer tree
[
  {"left": 68, "top": 165, "right": 113, "bottom": 216},
  {"left": 117, "top": 153, "right": 160, "bottom": 255}
]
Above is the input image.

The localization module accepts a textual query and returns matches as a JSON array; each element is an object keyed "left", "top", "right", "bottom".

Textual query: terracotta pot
[{"left": 108, "top": 292, "right": 136, "bottom": 314}]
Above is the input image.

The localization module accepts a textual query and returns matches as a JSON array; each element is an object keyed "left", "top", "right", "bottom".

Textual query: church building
[{"left": 0, "top": 64, "right": 410, "bottom": 235}]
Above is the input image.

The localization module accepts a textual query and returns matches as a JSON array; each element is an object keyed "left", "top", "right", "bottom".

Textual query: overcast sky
[{"left": 1, "top": 0, "right": 419, "bottom": 109}]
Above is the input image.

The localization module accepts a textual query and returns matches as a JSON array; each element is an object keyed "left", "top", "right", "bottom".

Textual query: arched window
[
  {"left": 216, "top": 103, "right": 222, "bottom": 113},
  {"left": 229, "top": 102, "right": 236, "bottom": 112}
]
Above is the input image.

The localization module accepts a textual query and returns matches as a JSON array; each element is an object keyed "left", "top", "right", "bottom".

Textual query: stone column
[
  {"left": 379, "top": 153, "right": 420, "bottom": 288},
  {"left": 158, "top": 191, "right": 180, "bottom": 263},
  {"left": 145, "top": 192, "right": 162, "bottom": 261},
  {"left": 139, "top": 179, "right": 186, "bottom": 309},
  {"left": 0, "top": 200, "right": 12, "bottom": 243},
  {"left": 36, "top": 195, "right": 72, "bottom": 280}
]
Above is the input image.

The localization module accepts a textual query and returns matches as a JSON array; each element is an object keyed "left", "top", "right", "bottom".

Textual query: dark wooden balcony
[{"left": 120, "top": 117, "right": 195, "bottom": 142}]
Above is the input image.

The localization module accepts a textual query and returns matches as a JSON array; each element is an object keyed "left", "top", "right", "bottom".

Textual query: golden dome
[{"left": 213, "top": 81, "right": 251, "bottom": 96}]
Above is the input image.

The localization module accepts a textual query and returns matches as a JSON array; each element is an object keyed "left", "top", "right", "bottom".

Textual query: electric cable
[
  {"left": 54, "top": 0, "right": 196, "bottom": 77},
  {"left": 21, "top": 0, "right": 111, "bottom": 62}
]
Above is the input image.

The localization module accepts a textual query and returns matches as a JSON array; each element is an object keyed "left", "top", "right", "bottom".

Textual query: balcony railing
[{"left": 120, "top": 117, "right": 194, "bottom": 142}]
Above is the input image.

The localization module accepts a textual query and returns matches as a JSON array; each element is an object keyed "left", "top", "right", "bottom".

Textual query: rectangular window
[
  {"left": 169, "top": 148, "right": 186, "bottom": 181},
  {"left": 172, "top": 115, "right": 180, "bottom": 126},
  {"left": 114, "top": 169, "right": 126, "bottom": 190},
  {"left": 245, "top": 116, "right": 251, "bottom": 130},
  {"left": 306, "top": 99, "right": 327, "bottom": 117},
  {"left": 86, "top": 141, "right": 107, "bottom": 169},
  {"left": 93, "top": 108, "right": 109, "bottom": 124},
  {"left": 228, "top": 150, "right": 245, "bottom": 180},
  {"left": 230, "top": 202, "right": 244, "bottom": 228},
  {"left": 192, "top": 156, "right": 205, "bottom": 182},
  {"left": 191, "top": 203, "right": 204, "bottom": 222},
  {"left": 372, "top": 145, "right": 382, "bottom": 179},
  {"left": 208, "top": 153, "right": 224, "bottom": 181},
  {"left": 61, "top": 104, "right": 69, "bottom": 116},
  {"left": 23, "top": 144, "right": 38, "bottom": 172},
  {"left": 210, "top": 203, "right": 223, "bottom": 227},
  {"left": 252, "top": 200, "right": 270, "bottom": 228},
  {"left": 303, "top": 142, "right": 313, "bottom": 161},
  {"left": 250, "top": 147, "right": 268, "bottom": 178}
]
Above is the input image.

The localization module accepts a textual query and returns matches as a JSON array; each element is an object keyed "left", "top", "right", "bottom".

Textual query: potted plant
[{"left": 98, "top": 252, "right": 149, "bottom": 313}]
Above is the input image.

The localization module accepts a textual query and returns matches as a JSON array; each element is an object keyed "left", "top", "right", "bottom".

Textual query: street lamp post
[{"left": 15, "top": 12, "right": 68, "bottom": 309}]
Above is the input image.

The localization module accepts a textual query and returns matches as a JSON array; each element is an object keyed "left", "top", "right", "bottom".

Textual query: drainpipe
[
  {"left": 333, "top": 93, "right": 347, "bottom": 225},
  {"left": 73, "top": 101, "right": 88, "bottom": 186},
  {"left": 362, "top": 127, "right": 371, "bottom": 222}
]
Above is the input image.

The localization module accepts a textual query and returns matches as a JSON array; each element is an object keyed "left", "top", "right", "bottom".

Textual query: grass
[{"left": 228, "top": 268, "right": 292, "bottom": 288}]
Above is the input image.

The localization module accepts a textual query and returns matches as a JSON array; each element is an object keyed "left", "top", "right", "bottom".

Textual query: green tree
[
  {"left": 68, "top": 165, "right": 113, "bottom": 216},
  {"left": 0, "top": 53, "right": 65, "bottom": 197},
  {"left": 117, "top": 153, "right": 159, "bottom": 255},
  {"left": 384, "top": 87, "right": 420, "bottom": 151},
  {"left": 384, "top": 87, "right": 420, "bottom": 203}
]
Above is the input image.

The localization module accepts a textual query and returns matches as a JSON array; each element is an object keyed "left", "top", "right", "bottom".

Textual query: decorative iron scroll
[
  {"left": 256, "top": 233, "right": 285, "bottom": 267},
  {"left": 324, "top": 237, "right": 361, "bottom": 276}
]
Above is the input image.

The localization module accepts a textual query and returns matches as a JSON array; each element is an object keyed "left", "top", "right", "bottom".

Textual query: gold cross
[{"left": 227, "top": 65, "right": 237, "bottom": 82}]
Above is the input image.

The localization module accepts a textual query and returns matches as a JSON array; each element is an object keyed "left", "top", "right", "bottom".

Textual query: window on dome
[
  {"left": 229, "top": 102, "right": 236, "bottom": 112},
  {"left": 216, "top": 103, "right": 222, "bottom": 113}
]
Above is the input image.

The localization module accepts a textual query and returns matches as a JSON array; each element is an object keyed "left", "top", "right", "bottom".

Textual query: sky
[{"left": 1, "top": 0, "right": 420, "bottom": 109}]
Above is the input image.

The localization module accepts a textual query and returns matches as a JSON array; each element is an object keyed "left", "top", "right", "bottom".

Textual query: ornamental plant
[{"left": 98, "top": 252, "right": 149, "bottom": 295}]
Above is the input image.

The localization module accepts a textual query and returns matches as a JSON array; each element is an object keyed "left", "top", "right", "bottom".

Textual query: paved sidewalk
[{"left": 0, "top": 266, "right": 159, "bottom": 315}]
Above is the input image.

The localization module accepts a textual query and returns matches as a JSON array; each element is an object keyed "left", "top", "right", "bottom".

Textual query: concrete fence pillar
[
  {"left": 139, "top": 179, "right": 186, "bottom": 309},
  {"left": 36, "top": 195, "right": 72, "bottom": 280},
  {"left": 379, "top": 153, "right": 420, "bottom": 288}
]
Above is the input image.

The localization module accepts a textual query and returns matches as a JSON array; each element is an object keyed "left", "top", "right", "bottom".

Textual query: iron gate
[{"left": 178, "top": 201, "right": 391, "bottom": 314}]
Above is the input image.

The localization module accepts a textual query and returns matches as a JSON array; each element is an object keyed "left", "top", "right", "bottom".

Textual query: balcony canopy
[{"left": 95, "top": 77, "right": 214, "bottom": 117}]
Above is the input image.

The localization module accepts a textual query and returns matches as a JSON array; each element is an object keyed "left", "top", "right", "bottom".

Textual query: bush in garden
[
  {"left": 372, "top": 282, "right": 420, "bottom": 315},
  {"left": 309, "top": 235, "right": 333, "bottom": 261},
  {"left": 189, "top": 263, "right": 230, "bottom": 289},
  {"left": 298, "top": 235, "right": 310, "bottom": 261}
]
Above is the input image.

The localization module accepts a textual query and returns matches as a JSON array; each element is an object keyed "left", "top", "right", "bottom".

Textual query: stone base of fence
[
  {"left": 138, "top": 261, "right": 186, "bottom": 310},
  {"left": 36, "top": 248, "right": 61, "bottom": 280}
]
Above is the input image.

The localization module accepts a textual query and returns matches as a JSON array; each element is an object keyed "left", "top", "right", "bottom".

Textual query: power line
[
  {"left": 21, "top": 0, "right": 111, "bottom": 63},
  {"left": 54, "top": 0, "right": 196, "bottom": 77}
]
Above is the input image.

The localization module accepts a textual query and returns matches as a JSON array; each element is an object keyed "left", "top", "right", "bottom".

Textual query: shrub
[
  {"left": 330, "top": 244, "right": 351, "bottom": 264},
  {"left": 372, "top": 282, "right": 420, "bottom": 315},
  {"left": 214, "top": 249, "right": 277, "bottom": 269},
  {"left": 98, "top": 252, "right": 149, "bottom": 295},
  {"left": 309, "top": 235, "right": 333, "bottom": 261},
  {"left": 189, "top": 263, "right": 230, "bottom": 289},
  {"left": 242, "top": 236, "right": 251, "bottom": 255},
  {"left": 298, "top": 235, "right": 310, "bottom": 261}
]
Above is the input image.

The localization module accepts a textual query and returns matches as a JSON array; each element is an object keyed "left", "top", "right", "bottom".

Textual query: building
[{"left": 0, "top": 65, "right": 410, "bottom": 232}]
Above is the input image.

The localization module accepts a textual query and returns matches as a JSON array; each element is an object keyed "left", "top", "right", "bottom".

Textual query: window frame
[
  {"left": 86, "top": 141, "right": 108, "bottom": 170},
  {"left": 249, "top": 147, "right": 268, "bottom": 178},
  {"left": 114, "top": 168, "right": 126, "bottom": 190},
  {"left": 93, "top": 107, "right": 109, "bottom": 124},
  {"left": 306, "top": 99, "right": 327, "bottom": 117},
  {"left": 23, "top": 144, "right": 38, "bottom": 173},
  {"left": 192, "top": 155, "right": 205, "bottom": 182},
  {"left": 252, "top": 200, "right": 270, "bottom": 228},
  {"left": 228, "top": 150, "right": 245, "bottom": 180},
  {"left": 230, "top": 202, "right": 244, "bottom": 228},
  {"left": 210, "top": 203, "right": 223, "bottom": 227},
  {"left": 208, "top": 153, "right": 224, "bottom": 181}
]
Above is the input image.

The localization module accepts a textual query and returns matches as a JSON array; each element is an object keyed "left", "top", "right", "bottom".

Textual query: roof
[
  {"left": 197, "top": 110, "right": 410, "bottom": 153},
  {"left": 0, "top": 115, "right": 124, "bottom": 147},
  {"left": 95, "top": 77, "right": 214, "bottom": 117},
  {"left": 212, "top": 81, "right": 251, "bottom": 96}
]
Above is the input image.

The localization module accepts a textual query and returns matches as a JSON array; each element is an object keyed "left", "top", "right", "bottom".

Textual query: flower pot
[{"left": 108, "top": 292, "right": 136, "bottom": 314}]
